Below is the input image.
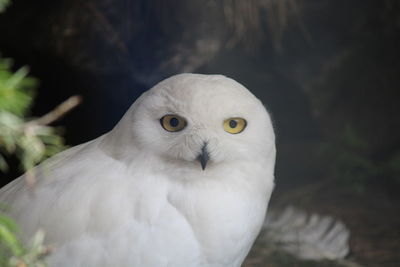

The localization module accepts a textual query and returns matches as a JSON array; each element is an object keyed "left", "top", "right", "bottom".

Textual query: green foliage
[
  {"left": 0, "top": 111, "right": 66, "bottom": 172},
  {"left": 0, "top": 2, "right": 74, "bottom": 266},
  {"left": 0, "top": 59, "right": 36, "bottom": 116},
  {"left": 0, "top": 214, "right": 22, "bottom": 257},
  {"left": 0, "top": 0, "right": 10, "bottom": 13},
  {"left": 0, "top": 58, "right": 66, "bottom": 172},
  {"left": 0, "top": 42, "right": 68, "bottom": 267},
  {"left": 0, "top": 214, "right": 48, "bottom": 267},
  {"left": 0, "top": 57, "right": 59, "bottom": 266}
]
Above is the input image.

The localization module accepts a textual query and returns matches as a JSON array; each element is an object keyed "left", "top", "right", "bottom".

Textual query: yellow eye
[
  {"left": 160, "top": 114, "right": 187, "bottom": 132},
  {"left": 223, "top": 118, "right": 247, "bottom": 134}
]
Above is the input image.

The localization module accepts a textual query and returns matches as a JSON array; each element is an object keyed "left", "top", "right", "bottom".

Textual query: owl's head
[{"left": 104, "top": 74, "right": 275, "bottom": 171}]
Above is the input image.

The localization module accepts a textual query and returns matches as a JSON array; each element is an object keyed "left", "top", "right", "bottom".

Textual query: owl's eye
[
  {"left": 223, "top": 118, "right": 247, "bottom": 134},
  {"left": 160, "top": 114, "right": 187, "bottom": 132}
]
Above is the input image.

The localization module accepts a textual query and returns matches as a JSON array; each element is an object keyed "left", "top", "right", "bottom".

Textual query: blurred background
[{"left": 0, "top": 0, "right": 399, "bottom": 266}]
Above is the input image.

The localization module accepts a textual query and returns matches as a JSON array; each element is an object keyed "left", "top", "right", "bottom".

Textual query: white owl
[{"left": 0, "top": 73, "right": 276, "bottom": 267}]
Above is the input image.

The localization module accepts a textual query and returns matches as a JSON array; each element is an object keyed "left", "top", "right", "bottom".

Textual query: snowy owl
[{"left": 0, "top": 73, "right": 276, "bottom": 267}]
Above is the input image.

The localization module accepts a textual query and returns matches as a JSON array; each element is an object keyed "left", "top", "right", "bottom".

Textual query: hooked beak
[{"left": 197, "top": 142, "right": 209, "bottom": 170}]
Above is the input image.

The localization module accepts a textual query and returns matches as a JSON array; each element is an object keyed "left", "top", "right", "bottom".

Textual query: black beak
[{"left": 197, "top": 142, "right": 209, "bottom": 170}]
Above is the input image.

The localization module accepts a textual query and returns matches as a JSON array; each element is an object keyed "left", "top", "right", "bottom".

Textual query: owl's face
[{"left": 128, "top": 74, "right": 275, "bottom": 170}]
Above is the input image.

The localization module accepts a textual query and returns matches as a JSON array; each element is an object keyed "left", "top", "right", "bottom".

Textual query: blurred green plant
[
  {"left": 0, "top": 57, "right": 80, "bottom": 266},
  {"left": 0, "top": 214, "right": 49, "bottom": 267},
  {"left": 0, "top": 59, "right": 36, "bottom": 116},
  {"left": 0, "top": 6, "right": 74, "bottom": 266},
  {"left": 0, "top": 0, "right": 10, "bottom": 12},
  {"left": 0, "top": 59, "right": 68, "bottom": 174},
  {"left": 0, "top": 1, "right": 81, "bottom": 266},
  {"left": 0, "top": 59, "right": 57, "bottom": 266}
]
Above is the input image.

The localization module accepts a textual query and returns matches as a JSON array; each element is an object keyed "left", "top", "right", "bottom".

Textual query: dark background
[{"left": 0, "top": 0, "right": 399, "bottom": 266}]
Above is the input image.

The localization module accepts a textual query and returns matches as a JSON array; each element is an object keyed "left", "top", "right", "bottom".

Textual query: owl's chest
[
  {"left": 161, "top": 178, "right": 269, "bottom": 266},
  {"left": 46, "top": 168, "right": 270, "bottom": 267}
]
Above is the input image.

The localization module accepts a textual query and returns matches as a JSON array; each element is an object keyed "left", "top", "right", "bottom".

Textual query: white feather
[
  {"left": 0, "top": 74, "right": 276, "bottom": 267},
  {"left": 263, "top": 206, "right": 350, "bottom": 260}
]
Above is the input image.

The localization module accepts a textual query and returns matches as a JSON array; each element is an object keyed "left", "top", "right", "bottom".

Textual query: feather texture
[
  {"left": 263, "top": 206, "right": 350, "bottom": 260},
  {"left": 0, "top": 74, "right": 276, "bottom": 267}
]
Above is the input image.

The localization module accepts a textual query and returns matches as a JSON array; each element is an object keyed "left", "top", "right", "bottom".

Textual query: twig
[
  {"left": 28, "top": 95, "right": 82, "bottom": 126},
  {"left": 22, "top": 95, "right": 81, "bottom": 189}
]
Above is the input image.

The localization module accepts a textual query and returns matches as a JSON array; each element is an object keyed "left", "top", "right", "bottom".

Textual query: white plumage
[{"left": 0, "top": 73, "right": 276, "bottom": 267}]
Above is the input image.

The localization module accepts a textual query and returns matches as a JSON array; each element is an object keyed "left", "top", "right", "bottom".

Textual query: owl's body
[{"left": 0, "top": 74, "right": 275, "bottom": 267}]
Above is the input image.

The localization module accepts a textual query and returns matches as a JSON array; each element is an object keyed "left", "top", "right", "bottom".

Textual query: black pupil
[
  {"left": 169, "top": 117, "right": 179, "bottom": 127},
  {"left": 229, "top": 120, "right": 238, "bottom": 128}
]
